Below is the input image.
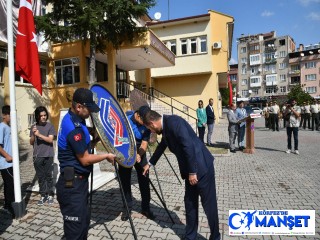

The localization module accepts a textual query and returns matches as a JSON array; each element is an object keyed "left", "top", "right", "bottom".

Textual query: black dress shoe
[
  {"left": 141, "top": 210, "right": 155, "bottom": 220},
  {"left": 230, "top": 149, "right": 236, "bottom": 153}
]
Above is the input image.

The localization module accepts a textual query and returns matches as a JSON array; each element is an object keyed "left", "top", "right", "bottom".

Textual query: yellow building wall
[{"left": 150, "top": 11, "right": 233, "bottom": 123}]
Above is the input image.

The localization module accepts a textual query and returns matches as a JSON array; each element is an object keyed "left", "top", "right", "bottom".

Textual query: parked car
[
  {"left": 251, "top": 107, "right": 263, "bottom": 115},
  {"left": 244, "top": 106, "right": 263, "bottom": 115}
]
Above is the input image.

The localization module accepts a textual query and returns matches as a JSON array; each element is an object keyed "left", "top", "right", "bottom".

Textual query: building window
[
  {"left": 241, "top": 57, "right": 247, "bottom": 63},
  {"left": 180, "top": 36, "right": 207, "bottom": 56},
  {"left": 15, "top": 60, "right": 48, "bottom": 85},
  {"left": 291, "top": 65, "right": 300, "bottom": 71},
  {"left": 241, "top": 67, "right": 247, "bottom": 75},
  {"left": 306, "top": 74, "right": 316, "bottom": 81},
  {"left": 249, "top": 54, "right": 261, "bottom": 65},
  {"left": 279, "top": 39, "right": 286, "bottom": 46},
  {"left": 241, "top": 90, "right": 248, "bottom": 97},
  {"left": 190, "top": 38, "right": 197, "bottom": 54},
  {"left": 249, "top": 44, "right": 260, "bottom": 52},
  {"left": 265, "top": 64, "right": 276, "bottom": 73},
  {"left": 28, "top": 114, "right": 36, "bottom": 128},
  {"left": 280, "top": 86, "right": 286, "bottom": 93},
  {"left": 306, "top": 86, "right": 317, "bottom": 93},
  {"left": 266, "top": 87, "right": 274, "bottom": 94},
  {"left": 181, "top": 39, "right": 187, "bottom": 55},
  {"left": 279, "top": 51, "right": 286, "bottom": 58},
  {"left": 230, "top": 74, "right": 237, "bottom": 81},
  {"left": 0, "top": 59, "right": 6, "bottom": 83},
  {"left": 305, "top": 61, "right": 316, "bottom": 69},
  {"left": 280, "top": 74, "right": 286, "bottom": 82},
  {"left": 266, "top": 74, "right": 277, "bottom": 84},
  {"left": 252, "top": 88, "right": 259, "bottom": 95},
  {"left": 279, "top": 63, "right": 286, "bottom": 69},
  {"left": 240, "top": 47, "right": 246, "bottom": 53},
  {"left": 55, "top": 57, "right": 80, "bottom": 85},
  {"left": 200, "top": 36, "right": 207, "bottom": 53},
  {"left": 250, "top": 77, "right": 261, "bottom": 84},
  {"left": 241, "top": 79, "right": 248, "bottom": 85},
  {"left": 165, "top": 40, "right": 177, "bottom": 55}
]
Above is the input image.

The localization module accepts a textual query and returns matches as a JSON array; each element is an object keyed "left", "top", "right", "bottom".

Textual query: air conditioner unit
[{"left": 212, "top": 41, "right": 222, "bottom": 49}]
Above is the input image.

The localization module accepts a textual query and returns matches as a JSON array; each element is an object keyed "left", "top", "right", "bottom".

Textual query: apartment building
[
  {"left": 237, "top": 31, "right": 296, "bottom": 103},
  {"left": 289, "top": 44, "right": 320, "bottom": 98},
  {"left": 145, "top": 10, "right": 234, "bottom": 120}
]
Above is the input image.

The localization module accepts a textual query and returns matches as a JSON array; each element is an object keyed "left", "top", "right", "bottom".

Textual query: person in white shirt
[
  {"left": 262, "top": 103, "right": 270, "bottom": 128},
  {"left": 304, "top": 101, "right": 311, "bottom": 129},
  {"left": 310, "top": 99, "right": 319, "bottom": 131},
  {"left": 283, "top": 99, "right": 301, "bottom": 154},
  {"left": 270, "top": 101, "right": 280, "bottom": 131}
]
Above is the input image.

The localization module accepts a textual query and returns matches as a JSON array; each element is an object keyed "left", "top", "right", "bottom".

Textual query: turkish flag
[
  {"left": 228, "top": 75, "right": 233, "bottom": 106},
  {"left": 15, "top": 0, "right": 42, "bottom": 95}
]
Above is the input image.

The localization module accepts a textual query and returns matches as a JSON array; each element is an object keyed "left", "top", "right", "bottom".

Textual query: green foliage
[
  {"left": 35, "top": 0, "right": 155, "bottom": 51},
  {"left": 219, "top": 87, "right": 230, "bottom": 107},
  {"left": 287, "top": 84, "right": 313, "bottom": 105},
  {"left": 35, "top": 0, "right": 155, "bottom": 83}
]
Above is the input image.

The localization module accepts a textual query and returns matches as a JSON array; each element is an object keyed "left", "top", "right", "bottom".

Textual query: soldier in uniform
[
  {"left": 118, "top": 105, "right": 154, "bottom": 221},
  {"left": 56, "top": 88, "right": 116, "bottom": 240},
  {"left": 304, "top": 101, "right": 311, "bottom": 129},
  {"left": 270, "top": 101, "right": 280, "bottom": 131},
  {"left": 299, "top": 102, "right": 306, "bottom": 128},
  {"left": 310, "top": 99, "right": 319, "bottom": 131},
  {"left": 262, "top": 103, "right": 270, "bottom": 128}
]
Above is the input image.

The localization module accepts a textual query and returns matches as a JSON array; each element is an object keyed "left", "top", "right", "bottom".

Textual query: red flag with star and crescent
[{"left": 15, "top": 0, "right": 42, "bottom": 95}]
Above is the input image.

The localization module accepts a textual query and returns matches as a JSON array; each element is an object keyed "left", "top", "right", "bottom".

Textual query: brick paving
[{"left": 0, "top": 115, "right": 319, "bottom": 239}]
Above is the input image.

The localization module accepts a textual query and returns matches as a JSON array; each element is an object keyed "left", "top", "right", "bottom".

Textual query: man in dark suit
[
  {"left": 142, "top": 110, "right": 220, "bottom": 240},
  {"left": 206, "top": 98, "right": 215, "bottom": 146}
]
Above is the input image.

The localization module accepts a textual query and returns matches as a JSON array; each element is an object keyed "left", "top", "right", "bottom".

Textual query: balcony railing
[
  {"left": 265, "top": 58, "right": 277, "bottom": 64},
  {"left": 289, "top": 70, "right": 300, "bottom": 75},
  {"left": 290, "top": 80, "right": 300, "bottom": 85}
]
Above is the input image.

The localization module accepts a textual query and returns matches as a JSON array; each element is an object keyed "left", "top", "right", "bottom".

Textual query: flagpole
[{"left": 6, "top": 0, "right": 26, "bottom": 218}]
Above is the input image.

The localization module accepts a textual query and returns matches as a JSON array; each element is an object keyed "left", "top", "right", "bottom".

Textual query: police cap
[{"left": 73, "top": 88, "right": 100, "bottom": 113}]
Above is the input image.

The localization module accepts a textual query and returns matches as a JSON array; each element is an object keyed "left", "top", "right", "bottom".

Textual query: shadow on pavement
[
  {"left": 0, "top": 209, "right": 13, "bottom": 235},
  {"left": 89, "top": 185, "right": 208, "bottom": 240},
  {"left": 255, "top": 146, "right": 285, "bottom": 152}
]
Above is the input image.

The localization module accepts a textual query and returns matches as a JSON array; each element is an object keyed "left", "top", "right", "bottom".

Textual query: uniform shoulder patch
[{"left": 74, "top": 133, "right": 82, "bottom": 141}]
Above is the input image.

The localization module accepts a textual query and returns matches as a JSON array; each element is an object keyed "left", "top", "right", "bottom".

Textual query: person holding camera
[{"left": 283, "top": 99, "right": 301, "bottom": 155}]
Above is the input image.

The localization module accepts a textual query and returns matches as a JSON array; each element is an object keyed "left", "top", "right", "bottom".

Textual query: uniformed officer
[
  {"left": 270, "top": 101, "right": 280, "bottom": 131},
  {"left": 118, "top": 105, "right": 154, "bottom": 221},
  {"left": 56, "top": 88, "right": 116, "bottom": 240},
  {"left": 304, "top": 101, "right": 311, "bottom": 129},
  {"left": 310, "top": 99, "right": 319, "bottom": 131},
  {"left": 299, "top": 102, "right": 306, "bottom": 128},
  {"left": 262, "top": 103, "right": 270, "bottom": 128}
]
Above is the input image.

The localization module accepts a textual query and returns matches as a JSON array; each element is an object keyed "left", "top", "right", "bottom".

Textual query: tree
[
  {"left": 35, "top": 0, "right": 155, "bottom": 84},
  {"left": 287, "top": 84, "right": 313, "bottom": 105}
]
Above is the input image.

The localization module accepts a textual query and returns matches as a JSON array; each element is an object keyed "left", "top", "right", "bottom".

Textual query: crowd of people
[{"left": 262, "top": 99, "right": 320, "bottom": 132}]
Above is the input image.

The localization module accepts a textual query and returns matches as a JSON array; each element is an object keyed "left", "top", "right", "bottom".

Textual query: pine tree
[{"left": 35, "top": 0, "right": 155, "bottom": 84}]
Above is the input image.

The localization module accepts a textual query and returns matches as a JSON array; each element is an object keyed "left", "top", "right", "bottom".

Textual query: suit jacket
[
  {"left": 227, "top": 109, "right": 238, "bottom": 133},
  {"left": 149, "top": 115, "right": 214, "bottom": 180},
  {"left": 206, "top": 105, "right": 215, "bottom": 124},
  {"left": 196, "top": 108, "right": 207, "bottom": 127}
]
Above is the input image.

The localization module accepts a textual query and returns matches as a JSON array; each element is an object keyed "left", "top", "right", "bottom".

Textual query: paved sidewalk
[{"left": 0, "top": 115, "right": 319, "bottom": 239}]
